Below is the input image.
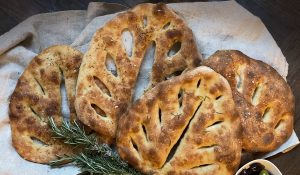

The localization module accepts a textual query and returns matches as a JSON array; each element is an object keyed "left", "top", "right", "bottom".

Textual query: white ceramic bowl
[{"left": 235, "top": 159, "right": 282, "bottom": 175}]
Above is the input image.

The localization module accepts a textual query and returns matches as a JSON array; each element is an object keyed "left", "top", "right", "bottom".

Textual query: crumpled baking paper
[{"left": 0, "top": 1, "right": 298, "bottom": 174}]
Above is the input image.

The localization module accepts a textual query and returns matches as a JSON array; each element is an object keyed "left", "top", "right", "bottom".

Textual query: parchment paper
[{"left": 0, "top": 1, "right": 298, "bottom": 175}]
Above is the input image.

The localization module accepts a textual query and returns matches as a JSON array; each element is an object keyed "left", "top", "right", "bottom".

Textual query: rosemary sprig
[{"left": 48, "top": 117, "right": 141, "bottom": 175}]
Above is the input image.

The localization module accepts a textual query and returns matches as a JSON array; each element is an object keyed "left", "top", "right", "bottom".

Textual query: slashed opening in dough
[
  {"left": 59, "top": 67, "right": 70, "bottom": 121},
  {"left": 91, "top": 104, "right": 107, "bottom": 118},
  {"left": 275, "top": 119, "right": 285, "bottom": 131},
  {"left": 262, "top": 107, "right": 272, "bottom": 123},
  {"left": 133, "top": 41, "right": 156, "bottom": 101},
  {"left": 178, "top": 88, "right": 184, "bottom": 108},
  {"left": 164, "top": 69, "right": 184, "bottom": 80},
  {"left": 235, "top": 65, "right": 246, "bottom": 93},
  {"left": 167, "top": 41, "right": 181, "bottom": 57},
  {"left": 105, "top": 53, "right": 118, "bottom": 77},
  {"left": 29, "top": 106, "right": 44, "bottom": 122},
  {"left": 251, "top": 84, "right": 263, "bottom": 105},
  {"left": 197, "top": 79, "right": 201, "bottom": 88},
  {"left": 205, "top": 120, "right": 224, "bottom": 131},
  {"left": 158, "top": 107, "right": 162, "bottom": 126},
  {"left": 131, "top": 137, "right": 139, "bottom": 153},
  {"left": 30, "top": 136, "right": 48, "bottom": 146},
  {"left": 143, "top": 16, "right": 148, "bottom": 28},
  {"left": 165, "top": 100, "right": 203, "bottom": 164},
  {"left": 215, "top": 95, "right": 222, "bottom": 100},
  {"left": 190, "top": 164, "right": 218, "bottom": 172},
  {"left": 34, "top": 77, "right": 45, "bottom": 95},
  {"left": 198, "top": 144, "right": 218, "bottom": 150},
  {"left": 142, "top": 124, "right": 148, "bottom": 141},
  {"left": 162, "top": 22, "right": 171, "bottom": 30},
  {"left": 165, "top": 128, "right": 184, "bottom": 163},
  {"left": 121, "top": 29, "right": 134, "bottom": 58},
  {"left": 93, "top": 76, "right": 111, "bottom": 97}
]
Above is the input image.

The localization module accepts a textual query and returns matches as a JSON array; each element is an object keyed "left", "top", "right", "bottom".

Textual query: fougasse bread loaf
[
  {"left": 75, "top": 3, "right": 201, "bottom": 144},
  {"left": 9, "top": 45, "right": 82, "bottom": 163},
  {"left": 117, "top": 66, "right": 241, "bottom": 175},
  {"left": 203, "top": 50, "right": 294, "bottom": 152}
]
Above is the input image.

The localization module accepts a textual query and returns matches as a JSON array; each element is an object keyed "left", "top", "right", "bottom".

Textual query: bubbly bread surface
[
  {"left": 203, "top": 50, "right": 294, "bottom": 152},
  {"left": 75, "top": 3, "right": 201, "bottom": 144},
  {"left": 117, "top": 66, "right": 241, "bottom": 175},
  {"left": 9, "top": 45, "right": 82, "bottom": 163}
]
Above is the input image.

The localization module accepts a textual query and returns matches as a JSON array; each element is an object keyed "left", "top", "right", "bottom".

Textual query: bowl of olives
[{"left": 235, "top": 159, "right": 282, "bottom": 175}]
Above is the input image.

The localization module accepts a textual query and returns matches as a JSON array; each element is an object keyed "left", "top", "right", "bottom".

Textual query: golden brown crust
[
  {"left": 116, "top": 66, "right": 241, "bottom": 175},
  {"left": 203, "top": 50, "right": 294, "bottom": 152},
  {"left": 9, "top": 45, "right": 83, "bottom": 163},
  {"left": 75, "top": 3, "right": 201, "bottom": 144}
]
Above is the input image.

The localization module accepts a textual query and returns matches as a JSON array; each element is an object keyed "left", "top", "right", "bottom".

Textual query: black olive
[
  {"left": 248, "top": 163, "right": 265, "bottom": 174},
  {"left": 239, "top": 169, "right": 249, "bottom": 175}
]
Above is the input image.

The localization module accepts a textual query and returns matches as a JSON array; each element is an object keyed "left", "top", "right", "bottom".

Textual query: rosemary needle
[{"left": 48, "top": 117, "right": 141, "bottom": 175}]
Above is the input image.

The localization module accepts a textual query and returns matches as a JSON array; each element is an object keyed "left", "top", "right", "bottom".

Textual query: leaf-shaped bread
[
  {"left": 203, "top": 50, "right": 294, "bottom": 152},
  {"left": 117, "top": 66, "right": 241, "bottom": 175},
  {"left": 9, "top": 45, "right": 82, "bottom": 163},
  {"left": 75, "top": 3, "right": 201, "bottom": 144}
]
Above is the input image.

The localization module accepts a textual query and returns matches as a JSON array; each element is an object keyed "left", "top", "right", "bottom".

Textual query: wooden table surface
[{"left": 0, "top": 0, "right": 299, "bottom": 174}]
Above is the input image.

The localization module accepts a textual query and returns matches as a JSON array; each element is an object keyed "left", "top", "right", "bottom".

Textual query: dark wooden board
[{"left": 0, "top": 0, "right": 299, "bottom": 174}]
